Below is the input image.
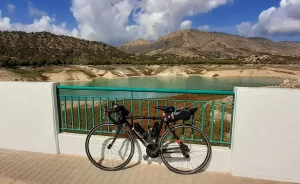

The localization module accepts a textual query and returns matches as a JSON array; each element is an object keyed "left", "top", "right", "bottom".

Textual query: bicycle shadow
[
  {"left": 121, "top": 139, "right": 164, "bottom": 170},
  {"left": 123, "top": 139, "right": 212, "bottom": 173},
  {"left": 96, "top": 138, "right": 153, "bottom": 170},
  {"left": 97, "top": 138, "right": 211, "bottom": 173}
]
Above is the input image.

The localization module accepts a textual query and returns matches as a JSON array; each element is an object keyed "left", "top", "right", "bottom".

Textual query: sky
[{"left": 0, "top": 0, "right": 300, "bottom": 46}]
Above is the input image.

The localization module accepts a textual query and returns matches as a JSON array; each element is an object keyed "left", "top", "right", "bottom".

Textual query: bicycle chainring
[{"left": 146, "top": 145, "right": 159, "bottom": 158}]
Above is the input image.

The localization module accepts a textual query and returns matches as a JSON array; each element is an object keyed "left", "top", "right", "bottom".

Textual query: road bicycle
[{"left": 85, "top": 102, "right": 212, "bottom": 174}]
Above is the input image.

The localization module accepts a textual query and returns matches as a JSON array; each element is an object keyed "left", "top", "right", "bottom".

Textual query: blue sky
[
  {"left": 0, "top": 0, "right": 77, "bottom": 29},
  {"left": 0, "top": 0, "right": 300, "bottom": 45},
  {"left": 189, "top": 0, "right": 275, "bottom": 30}
]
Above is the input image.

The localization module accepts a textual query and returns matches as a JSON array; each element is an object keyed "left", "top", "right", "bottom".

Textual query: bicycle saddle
[
  {"left": 155, "top": 106, "right": 175, "bottom": 113},
  {"left": 173, "top": 107, "right": 198, "bottom": 121}
]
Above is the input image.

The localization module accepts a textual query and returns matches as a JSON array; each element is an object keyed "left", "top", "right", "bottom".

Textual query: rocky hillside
[
  {"left": 0, "top": 31, "right": 132, "bottom": 67},
  {"left": 118, "top": 29, "right": 300, "bottom": 58},
  {"left": 269, "top": 79, "right": 300, "bottom": 88},
  {"left": 1, "top": 30, "right": 299, "bottom": 67}
]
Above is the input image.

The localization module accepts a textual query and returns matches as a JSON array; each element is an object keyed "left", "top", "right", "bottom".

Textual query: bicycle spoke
[
  {"left": 160, "top": 124, "right": 211, "bottom": 174},
  {"left": 86, "top": 123, "right": 134, "bottom": 171}
]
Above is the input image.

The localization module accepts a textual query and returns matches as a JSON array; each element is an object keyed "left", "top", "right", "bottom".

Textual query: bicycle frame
[
  {"left": 125, "top": 115, "right": 164, "bottom": 145},
  {"left": 108, "top": 113, "right": 164, "bottom": 146},
  {"left": 86, "top": 105, "right": 211, "bottom": 174},
  {"left": 107, "top": 112, "right": 185, "bottom": 157}
]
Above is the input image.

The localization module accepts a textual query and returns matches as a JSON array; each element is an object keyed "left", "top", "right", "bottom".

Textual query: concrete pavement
[{"left": 0, "top": 149, "right": 294, "bottom": 184}]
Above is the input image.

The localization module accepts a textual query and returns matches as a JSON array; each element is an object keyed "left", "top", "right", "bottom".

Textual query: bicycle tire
[
  {"left": 159, "top": 124, "right": 212, "bottom": 174},
  {"left": 85, "top": 123, "right": 135, "bottom": 171}
]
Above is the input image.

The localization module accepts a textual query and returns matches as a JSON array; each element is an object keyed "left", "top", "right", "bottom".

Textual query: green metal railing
[{"left": 56, "top": 86, "right": 235, "bottom": 146}]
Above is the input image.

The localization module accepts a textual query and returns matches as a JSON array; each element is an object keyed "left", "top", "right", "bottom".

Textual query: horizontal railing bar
[
  {"left": 210, "top": 141, "right": 230, "bottom": 144},
  {"left": 57, "top": 86, "right": 235, "bottom": 95},
  {"left": 59, "top": 98, "right": 233, "bottom": 105},
  {"left": 58, "top": 96, "right": 233, "bottom": 103}
]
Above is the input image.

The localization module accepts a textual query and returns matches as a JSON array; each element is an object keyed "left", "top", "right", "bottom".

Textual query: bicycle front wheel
[
  {"left": 85, "top": 123, "right": 135, "bottom": 171},
  {"left": 159, "top": 124, "right": 211, "bottom": 174}
]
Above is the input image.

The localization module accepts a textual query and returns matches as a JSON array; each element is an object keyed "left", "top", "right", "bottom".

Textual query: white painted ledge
[{"left": 58, "top": 132, "right": 231, "bottom": 173}]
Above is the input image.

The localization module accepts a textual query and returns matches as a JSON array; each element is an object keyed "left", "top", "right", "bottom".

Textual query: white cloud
[
  {"left": 0, "top": 11, "right": 78, "bottom": 37},
  {"left": 71, "top": 0, "right": 231, "bottom": 45},
  {"left": 236, "top": 22, "right": 254, "bottom": 36},
  {"left": 1, "top": 0, "right": 231, "bottom": 45},
  {"left": 0, "top": 11, "right": 11, "bottom": 30},
  {"left": 236, "top": 0, "right": 300, "bottom": 37},
  {"left": 7, "top": 4, "right": 15, "bottom": 13},
  {"left": 0, "top": 3, "right": 78, "bottom": 38},
  {"left": 180, "top": 20, "right": 192, "bottom": 30},
  {"left": 198, "top": 25, "right": 210, "bottom": 31},
  {"left": 28, "top": 2, "right": 47, "bottom": 17}
]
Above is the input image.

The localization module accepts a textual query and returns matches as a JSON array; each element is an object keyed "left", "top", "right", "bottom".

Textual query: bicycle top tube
[
  {"left": 104, "top": 102, "right": 164, "bottom": 122},
  {"left": 125, "top": 116, "right": 162, "bottom": 121},
  {"left": 105, "top": 109, "right": 162, "bottom": 124}
]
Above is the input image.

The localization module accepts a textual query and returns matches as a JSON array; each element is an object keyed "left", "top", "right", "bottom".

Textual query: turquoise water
[{"left": 59, "top": 76, "right": 283, "bottom": 99}]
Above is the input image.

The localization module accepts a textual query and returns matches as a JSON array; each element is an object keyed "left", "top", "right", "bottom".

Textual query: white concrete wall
[
  {"left": 0, "top": 82, "right": 59, "bottom": 154},
  {"left": 231, "top": 87, "right": 300, "bottom": 183},
  {"left": 2, "top": 82, "right": 300, "bottom": 182},
  {"left": 58, "top": 132, "right": 231, "bottom": 172}
]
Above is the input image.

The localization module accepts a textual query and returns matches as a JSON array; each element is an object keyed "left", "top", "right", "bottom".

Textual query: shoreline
[
  {"left": 1, "top": 64, "right": 300, "bottom": 82},
  {"left": 62, "top": 73, "right": 291, "bottom": 84}
]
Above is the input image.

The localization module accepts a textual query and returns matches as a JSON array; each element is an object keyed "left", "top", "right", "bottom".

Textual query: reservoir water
[{"left": 60, "top": 76, "right": 283, "bottom": 99}]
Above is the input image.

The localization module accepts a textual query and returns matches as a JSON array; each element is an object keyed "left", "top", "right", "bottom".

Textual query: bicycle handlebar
[
  {"left": 103, "top": 102, "right": 129, "bottom": 124},
  {"left": 103, "top": 107, "right": 118, "bottom": 124}
]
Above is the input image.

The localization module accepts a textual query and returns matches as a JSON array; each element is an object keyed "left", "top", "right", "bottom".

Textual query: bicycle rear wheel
[
  {"left": 159, "top": 124, "right": 211, "bottom": 174},
  {"left": 85, "top": 123, "right": 135, "bottom": 171}
]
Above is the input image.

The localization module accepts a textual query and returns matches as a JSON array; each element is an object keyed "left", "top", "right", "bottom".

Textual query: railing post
[
  {"left": 56, "top": 87, "right": 62, "bottom": 133},
  {"left": 229, "top": 95, "right": 235, "bottom": 148},
  {"left": 131, "top": 91, "right": 134, "bottom": 115}
]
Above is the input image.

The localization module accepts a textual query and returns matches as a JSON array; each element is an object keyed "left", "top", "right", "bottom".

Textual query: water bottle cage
[
  {"left": 150, "top": 121, "right": 160, "bottom": 138},
  {"left": 133, "top": 123, "right": 148, "bottom": 139}
]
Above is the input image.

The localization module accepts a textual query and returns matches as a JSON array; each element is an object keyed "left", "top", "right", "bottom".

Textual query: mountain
[
  {"left": 118, "top": 29, "right": 300, "bottom": 58},
  {"left": 1, "top": 30, "right": 299, "bottom": 68},
  {"left": 0, "top": 31, "right": 132, "bottom": 66}
]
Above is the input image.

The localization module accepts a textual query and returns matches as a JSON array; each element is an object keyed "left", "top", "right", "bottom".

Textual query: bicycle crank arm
[
  {"left": 107, "top": 124, "right": 121, "bottom": 149},
  {"left": 163, "top": 148, "right": 190, "bottom": 157},
  {"left": 162, "top": 147, "right": 181, "bottom": 151},
  {"left": 163, "top": 151, "right": 183, "bottom": 154}
]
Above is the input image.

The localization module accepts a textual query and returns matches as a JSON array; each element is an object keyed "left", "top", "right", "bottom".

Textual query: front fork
[{"left": 107, "top": 124, "right": 121, "bottom": 149}]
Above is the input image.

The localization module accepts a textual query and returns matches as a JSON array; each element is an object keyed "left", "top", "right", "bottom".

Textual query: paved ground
[{"left": 0, "top": 149, "right": 294, "bottom": 184}]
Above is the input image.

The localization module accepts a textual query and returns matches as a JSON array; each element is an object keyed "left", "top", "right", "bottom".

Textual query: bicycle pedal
[
  {"left": 143, "top": 154, "right": 149, "bottom": 160},
  {"left": 143, "top": 156, "right": 152, "bottom": 164}
]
